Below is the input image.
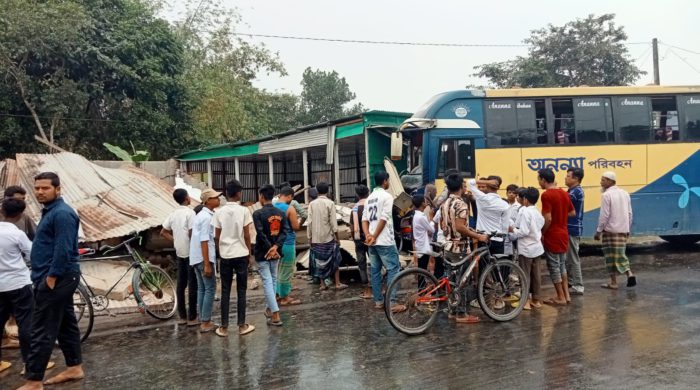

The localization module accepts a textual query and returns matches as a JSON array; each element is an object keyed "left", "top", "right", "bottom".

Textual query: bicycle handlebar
[{"left": 98, "top": 232, "right": 140, "bottom": 254}]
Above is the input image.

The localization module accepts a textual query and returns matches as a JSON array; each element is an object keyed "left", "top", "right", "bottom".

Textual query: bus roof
[{"left": 484, "top": 85, "right": 700, "bottom": 98}]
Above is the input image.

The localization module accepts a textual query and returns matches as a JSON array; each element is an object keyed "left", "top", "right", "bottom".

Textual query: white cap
[{"left": 602, "top": 171, "right": 617, "bottom": 182}]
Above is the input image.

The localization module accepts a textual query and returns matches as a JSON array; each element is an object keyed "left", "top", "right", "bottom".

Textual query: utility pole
[{"left": 652, "top": 38, "right": 660, "bottom": 85}]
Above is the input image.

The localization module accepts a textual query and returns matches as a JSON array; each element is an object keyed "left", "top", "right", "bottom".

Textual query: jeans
[
  {"left": 545, "top": 251, "right": 567, "bottom": 284},
  {"left": 0, "top": 285, "right": 34, "bottom": 363},
  {"left": 566, "top": 236, "right": 584, "bottom": 292},
  {"left": 25, "top": 273, "right": 82, "bottom": 381},
  {"left": 258, "top": 260, "right": 280, "bottom": 313},
  {"left": 194, "top": 262, "right": 216, "bottom": 322},
  {"left": 176, "top": 257, "right": 198, "bottom": 321},
  {"left": 220, "top": 257, "right": 248, "bottom": 327},
  {"left": 354, "top": 240, "right": 369, "bottom": 285},
  {"left": 368, "top": 245, "right": 401, "bottom": 304}
]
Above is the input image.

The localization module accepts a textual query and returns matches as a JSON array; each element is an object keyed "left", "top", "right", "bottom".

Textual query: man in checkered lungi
[{"left": 594, "top": 171, "right": 637, "bottom": 289}]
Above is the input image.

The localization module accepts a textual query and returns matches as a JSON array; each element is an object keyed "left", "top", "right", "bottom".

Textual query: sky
[{"left": 166, "top": 0, "right": 700, "bottom": 113}]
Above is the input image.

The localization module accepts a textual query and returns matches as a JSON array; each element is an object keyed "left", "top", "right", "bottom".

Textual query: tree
[
  {"left": 0, "top": 0, "right": 194, "bottom": 159},
  {"left": 297, "top": 67, "right": 361, "bottom": 124},
  {"left": 473, "top": 14, "right": 645, "bottom": 88},
  {"left": 174, "top": 0, "right": 295, "bottom": 144}
]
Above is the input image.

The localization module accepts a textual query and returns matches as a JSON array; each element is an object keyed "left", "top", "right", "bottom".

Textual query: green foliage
[
  {"left": 103, "top": 142, "right": 150, "bottom": 162},
  {"left": 0, "top": 0, "right": 364, "bottom": 159},
  {"left": 297, "top": 67, "right": 359, "bottom": 124},
  {"left": 473, "top": 14, "right": 645, "bottom": 88}
]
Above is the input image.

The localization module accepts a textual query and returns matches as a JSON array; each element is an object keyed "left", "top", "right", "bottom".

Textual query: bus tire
[{"left": 659, "top": 235, "right": 700, "bottom": 246}]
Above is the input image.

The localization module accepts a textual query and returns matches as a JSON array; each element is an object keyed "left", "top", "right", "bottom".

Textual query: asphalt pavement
[{"left": 2, "top": 242, "right": 700, "bottom": 390}]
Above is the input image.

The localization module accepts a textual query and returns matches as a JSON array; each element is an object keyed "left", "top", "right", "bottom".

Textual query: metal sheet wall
[
  {"left": 211, "top": 160, "right": 236, "bottom": 192},
  {"left": 238, "top": 159, "right": 270, "bottom": 203},
  {"left": 308, "top": 147, "right": 333, "bottom": 190},
  {"left": 338, "top": 140, "right": 366, "bottom": 202},
  {"left": 272, "top": 154, "right": 304, "bottom": 188}
]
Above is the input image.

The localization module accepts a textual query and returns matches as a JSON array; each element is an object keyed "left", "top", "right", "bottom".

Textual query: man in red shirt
[{"left": 538, "top": 168, "right": 575, "bottom": 306}]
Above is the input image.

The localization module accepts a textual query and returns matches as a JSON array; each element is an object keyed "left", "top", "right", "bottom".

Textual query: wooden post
[
  {"left": 234, "top": 157, "right": 240, "bottom": 180},
  {"left": 268, "top": 154, "right": 274, "bottom": 185},
  {"left": 303, "top": 149, "right": 309, "bottom": 203},
  {"left": 206, "top": 159, "right": 213, "bottom": 188},
  {"left": 333, "top": 142, "right": 340, "bottom": 203}
]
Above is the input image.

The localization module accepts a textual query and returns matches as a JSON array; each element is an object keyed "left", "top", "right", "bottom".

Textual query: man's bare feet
[
  {"left": 544, "top": 297, "right": 567, "bottom": 306},
  {"left": 43, "top": 365, "right": 84, "bottom": 385},
  {"left": 16, "top": 380, "right": 43, "bottom": 390}
]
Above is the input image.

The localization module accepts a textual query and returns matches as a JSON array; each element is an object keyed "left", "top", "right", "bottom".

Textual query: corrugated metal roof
[{"left": 2, "top": 153, "right": 179, "bottom": 242}]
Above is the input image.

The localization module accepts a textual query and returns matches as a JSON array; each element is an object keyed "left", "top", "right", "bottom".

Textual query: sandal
[
  {"left": 600, "top": 283, "right": 619, "bottom": 290},
  {"left": 360, "top": 291, "right": 373, "bottom": 299},
  {"left": 390, "top": 304, "right": 407, "bottom": 313},
  {"left": 543, "top": 298, "right": 567, "bottom": 306},
  {"left": 264, "top": 308, "right": 272, "bottom": 319},
  {"left": 267, "top": 318, "right": 283, "bottom": 327},
  {"left": 279, "top": 298, "right": 302, "bottom": 306},
  {"left": 335, "top": 283, "right": 349, "bottom": 290},
  {"left": 627, "top": 275, "right": 637, "bottom": 288},
  {"left": 239, "top": 324, "right": 256, "bottom": 335},
  {"left": 455, "top": 315, "right": 480, "bottom": 324}
]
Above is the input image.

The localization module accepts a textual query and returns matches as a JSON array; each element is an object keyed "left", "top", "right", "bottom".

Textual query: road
[{"left": 2, "top": 242, "right": 700, "bottom": 389}]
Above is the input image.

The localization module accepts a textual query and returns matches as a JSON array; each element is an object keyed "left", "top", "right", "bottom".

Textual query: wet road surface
[{"left": 2, "top": 243, "right": 700, "bottom": 389}]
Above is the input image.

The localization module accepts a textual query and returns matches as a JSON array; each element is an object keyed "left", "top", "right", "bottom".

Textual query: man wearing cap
[
  {"left": 595, "top": 172, "right": 636, "bottom": 289},
  {"left": 189, "top": 188, "right": 221, "bottom": 333}
]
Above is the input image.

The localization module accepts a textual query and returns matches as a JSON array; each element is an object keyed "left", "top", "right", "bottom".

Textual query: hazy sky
[{"left": 170, "top": 0, "right": 700, "bottom": 113}]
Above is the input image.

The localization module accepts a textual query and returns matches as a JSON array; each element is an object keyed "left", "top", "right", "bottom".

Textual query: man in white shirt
[
  {"left": 0, "top": 198, "right": 34, "bottom": 373},
  {"left": 189, "top": 189, "right": 221, "bottom": 333},
  {"left": 468, "top": 177, "right": 509, "bottom": 254},
  {"left": 411, "top": 195, "right": 440, "bottom": 287},
  {"left": 160, "top": 189, "right": 197, "bottom": 326},
  {"left": 212, "top": 180, "right": 255, "bottom": 337},
  {"left": 508, "top": 187, "right": 545, "bottom": 310},
  {"left": 594, "top": 171, "right": 636, "bottom": 289},
  {"left": 362, "top": 171, "right": 405, "bottom": 313}
]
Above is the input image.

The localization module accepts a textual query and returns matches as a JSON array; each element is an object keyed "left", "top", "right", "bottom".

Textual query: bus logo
[
  {"left": 672, "top": 174, "right": 700, "bottom": 209},
  {"left": 454, "top": 106, "right": 469, "bottom": 118}
]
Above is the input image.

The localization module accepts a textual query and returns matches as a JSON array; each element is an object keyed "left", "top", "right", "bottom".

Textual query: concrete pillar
[
  {"left": 234, "top": 157, "right": 240, "bottom": 180},
  {"left": 206, "top": 159, "right": 213, "bottom": 188},
  {"left": 333, "top": 142, "right": 341, "bottom": 203},
  {"left": 302, "top": 149, "right": 309, "bottom": 203},
  {"left": 268, "top": 154, "right": 274, "bottom": 185}
]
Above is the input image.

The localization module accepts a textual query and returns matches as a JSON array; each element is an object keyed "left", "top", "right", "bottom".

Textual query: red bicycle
[{"left": 384, "top": 232, "right": 528, "bottom": 335}]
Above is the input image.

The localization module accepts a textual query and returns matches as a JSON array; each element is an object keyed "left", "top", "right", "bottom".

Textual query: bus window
[
  {"left": 613, "top": 96, "right": 651, "bottom": 142},
  {"left": 437, "top": 139, "right": 475, "bottom": 178},
  {"left": 682, "top": 95, "right": 700, "bottom": 140},
  {"left": 651, "top": 96, "right": 679, "bottom": 142},
  {"left": 516, "top": 100, "right": 537, "bottom": 145},
  {"left": 535, "top": 100, "right": 548, "bottom": 144},
  {"left": 573, "top": 97, "right": 613, "bottom": 143},
  {"left": 485, "top": 100, "right": 518, "bottom": 146},
  {"left": 553, "top": 98, "right": 575, "bottom": 144}
]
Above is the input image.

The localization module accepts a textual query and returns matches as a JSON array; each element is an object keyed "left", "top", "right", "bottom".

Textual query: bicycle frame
[
  {"left": 414, "top": 244, "right": 501, "bottom": 304},
  {"left": 78, "top": 240, "right": 143, "bottom": 300}
]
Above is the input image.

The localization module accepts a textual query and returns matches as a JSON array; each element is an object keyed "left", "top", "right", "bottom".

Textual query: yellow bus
[{"left": 395, "top": 86, "right": 700, "bottom": 244}]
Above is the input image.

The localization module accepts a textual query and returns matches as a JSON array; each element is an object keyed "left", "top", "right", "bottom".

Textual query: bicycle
[
  {"left": 384, "top": 232, "right": 529, "bottom": 335},
  {"left": 73, "top": 233, "right": 178, "bottom": 342}
]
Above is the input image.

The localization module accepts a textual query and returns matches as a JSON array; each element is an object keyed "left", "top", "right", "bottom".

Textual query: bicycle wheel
[
  {"left": 385, "top": 268, "right": 443, "bottom": 335},
  {"left": 477, "top": 259, "right": 528, "bottom": 322},
  {"left": 73, "top": 284, "right": 94, "bottom": 342},
  {"left": 133, "top": 265, "right": 178, "bottom": 320}
]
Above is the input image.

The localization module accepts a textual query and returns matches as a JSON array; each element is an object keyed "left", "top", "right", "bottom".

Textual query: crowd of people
[
  {"left": 0, "top": 166, "right": 638, "bottom": 388},
  {"left": 404, "top": 167, "right": 637, "bottom": 322}
]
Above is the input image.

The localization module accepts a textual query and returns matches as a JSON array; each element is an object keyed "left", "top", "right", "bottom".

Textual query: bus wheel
[{"left": 659, "top": 235, "right": 700, "bottom": 246}]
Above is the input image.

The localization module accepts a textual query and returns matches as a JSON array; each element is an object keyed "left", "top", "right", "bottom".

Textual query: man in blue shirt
[
  {"left": 19, "top": 172, "right": 84, "bottom": 389},
  {"left": 565, "top": 168, "right": 585, "bottom": 295}
]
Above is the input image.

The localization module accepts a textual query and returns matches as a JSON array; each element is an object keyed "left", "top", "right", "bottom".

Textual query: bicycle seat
[{"left": 493, "top": 254, "right": 511, "bottom": 260}]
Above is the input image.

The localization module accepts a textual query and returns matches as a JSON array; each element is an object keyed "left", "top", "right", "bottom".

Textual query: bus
[{"left": 393, "top": 86, "right": 700, "bottom": 245}]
